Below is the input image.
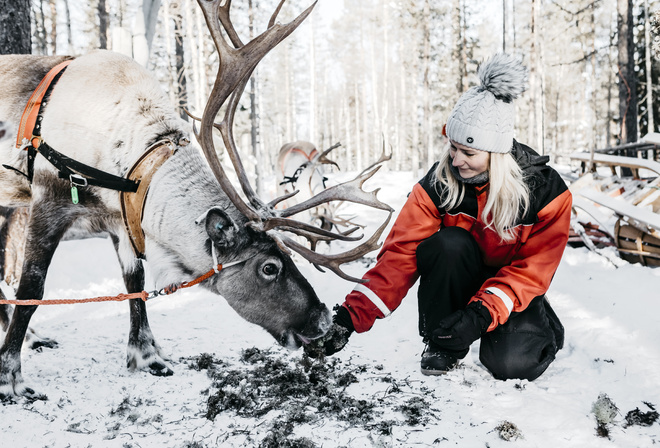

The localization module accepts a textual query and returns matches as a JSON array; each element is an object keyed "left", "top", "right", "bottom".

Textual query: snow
[{"left": 1, "top": 169, "right": 660, "bottom": 447}]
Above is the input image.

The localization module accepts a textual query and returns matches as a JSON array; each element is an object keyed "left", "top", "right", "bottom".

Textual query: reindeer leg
[
  {"left": 0, "top": 206, "right": 56, "bottom": 350},
  {"left": 111, "top": 236, "right": 173, "bottom": 377},
  {"left": 0, "top": 305, "right": 9, "bottom": 332},
  {"left": 0, "top": 207, "right": 13, "bottom": 333},
  {"left": 125, "top": 266, "right": 174, "bottom": 376},
  {"left": 0, "top": 201, "right": 72, "bottom": 399}
]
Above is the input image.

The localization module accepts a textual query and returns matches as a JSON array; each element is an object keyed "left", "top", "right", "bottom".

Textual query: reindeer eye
[{"left": 262, "top": 263, "right": 279, "bottom": 276}]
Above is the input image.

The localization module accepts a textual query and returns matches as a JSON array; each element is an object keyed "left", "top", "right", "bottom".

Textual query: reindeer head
[
  {"left": 191, "top": 0, "right": 393, "bottom": 347},
  {"left": 198, "top": 206, "right": 324, "bottom": 348}
]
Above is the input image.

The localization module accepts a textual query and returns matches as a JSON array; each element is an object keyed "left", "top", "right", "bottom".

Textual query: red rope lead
[{"left": 0, "top": 264, "right": 223, "bottom": 306}]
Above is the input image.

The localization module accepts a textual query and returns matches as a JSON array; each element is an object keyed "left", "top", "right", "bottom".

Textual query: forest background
[{"left": 1, "top": 0, "right": 659, "bottom": 190}]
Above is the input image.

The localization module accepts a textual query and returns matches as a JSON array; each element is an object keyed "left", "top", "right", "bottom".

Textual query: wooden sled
[
  {"left": 574, "top": 189, "right": 660, "bottom": 266},
  {"left": 614, "top": 220, "right": 660, "bottom": 267},
  {"left": 570, "top": 152, "right": 660, "bottom": 178}
]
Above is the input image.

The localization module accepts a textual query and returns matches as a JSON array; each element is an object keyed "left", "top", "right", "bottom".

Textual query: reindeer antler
[
  {"left": 312, "top": 142, "right": 341, "bottom": 170},
  {"left": 196, "top": 0, "right": 393, "bottom": 283}
]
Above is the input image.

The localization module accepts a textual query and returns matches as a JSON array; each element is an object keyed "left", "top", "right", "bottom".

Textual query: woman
[{"left": 307, "top": 54, "right": 572, "bottom": 381}]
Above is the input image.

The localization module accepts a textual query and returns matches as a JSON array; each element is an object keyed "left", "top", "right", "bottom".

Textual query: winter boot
[{"left": 420, "top": 342, "right": 462, "bottom": 375}]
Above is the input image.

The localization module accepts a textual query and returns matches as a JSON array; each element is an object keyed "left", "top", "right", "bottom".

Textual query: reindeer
[
  {"left": 276, "top": 141, "right": 339, "bottom": 231},
  {"left": 277, "top": 141, "right": 392, "bottom": 235},
  {"left": 0, "top": 0, "right": 392, "bottom": 399}
]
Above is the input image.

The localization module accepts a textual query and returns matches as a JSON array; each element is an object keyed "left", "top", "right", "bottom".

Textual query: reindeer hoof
[
  {"left": 0, "top": 385, "right": 47, "bottom": 403},
  {"left": 27, "top": 338, "right": 58, "bottom": 351},
  {"left": 21, "top": 387, "right": 48, "bottom": 402},
  {"left": 25, "top": 329, "right": 58, "bottom": 351},
  {"left": 147, "top": 362, "right": 173, "bottom": 377}
]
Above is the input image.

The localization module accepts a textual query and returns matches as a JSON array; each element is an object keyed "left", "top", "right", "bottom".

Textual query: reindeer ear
[{"left": 205, "top": 207, "right": 237, "bottom": 249}]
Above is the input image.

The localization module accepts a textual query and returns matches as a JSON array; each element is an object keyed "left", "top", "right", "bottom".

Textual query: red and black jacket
[{"left": 341, "top": 141, "right": 572, "bottom": 333}]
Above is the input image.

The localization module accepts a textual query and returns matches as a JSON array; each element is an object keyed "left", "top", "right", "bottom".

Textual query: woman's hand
[
  {"left": 304, "top": 305, "right": 354, "bottom": 358},
  {"left": 432, "top": 301, "right": 492, "bottom": 352}
]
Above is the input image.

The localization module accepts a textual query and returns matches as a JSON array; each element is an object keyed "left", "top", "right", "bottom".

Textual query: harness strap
[
  {"left": 15, "top": 60, "right": 72, "bottom": 183},
  {"left": 16, "top": 59, "right": 72, "bottom": 150},
  {"left": 279, "top": 146, "right": 319, "bottom": 189},
  {"left": 279, "top": 162, "right": 309, "bottom": 187},
  {"left": 37, "top": 142, "right": 139, "bottom": 192},
  {"left": 120, "top": 140, "right": 178, "bottom": 258}
]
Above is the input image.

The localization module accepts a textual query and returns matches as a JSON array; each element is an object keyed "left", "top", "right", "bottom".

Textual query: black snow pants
[{"left": 416, "top": 226, "right": 564, "bottom": 381}]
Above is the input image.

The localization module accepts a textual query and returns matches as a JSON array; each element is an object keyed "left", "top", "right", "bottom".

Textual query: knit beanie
[{"left": 445, "top": 53, "right": 528, "bottom": 154}]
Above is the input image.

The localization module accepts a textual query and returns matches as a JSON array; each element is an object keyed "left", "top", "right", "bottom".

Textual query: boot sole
[{"left": 420, "top": 366, "right": 450, "bottom": 376}]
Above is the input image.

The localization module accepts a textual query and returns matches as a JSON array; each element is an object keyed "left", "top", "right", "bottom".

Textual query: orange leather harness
[{"left": 16, "top": 60, "right": 72, "bottom": 150}]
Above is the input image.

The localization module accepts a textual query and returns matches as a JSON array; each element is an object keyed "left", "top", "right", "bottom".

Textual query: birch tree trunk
[
  {"left": 343, "top": 97, "right": 352, "bottom": 169},
  {"left": 412, "top": 65, "right": 420, "bottom": 177},
  {"left": 644, "top": 0, "right": 655, "bottom": 134},
  {"left": 285, "top": 42, "right": 294, "bottom": 143},
  {"left": 590, "top": 1, "right": 597, "bottom": 148},
  {"left": 511, "top": 0, "right": 518, "bottom": 52},
  {"left": 412, "top": 99, "right": 420, "bottom": 177},
  {"left": 309, "top": 14, "right": 317, "bottom": 143},
  {"left": 380, "top": 1, "right": 391, "bottom": 167},
  {"left": 195, "top": 5, "right": 209, "bottom": 111},
  {"left": 552, "top": 89, "right": 560, "bottom": 155},
  {"left": 528, "top": 0, "right": 544, "bottom": 154},
  {"left": 617, "top": 0, "right": 638, "bottom": 144},
  {"left": 248, "top": 0, "right": 262, "bottom": 196},
  {"left": 453, "top": 0, "right": 466, "bottom": 93},
  {"left": 0, "top": 0, "right": 31, "bottom": 54},
  {"left": 359, "top": 10, "right": 369, "bottom": 168},
  {"left": 394, "top": 81, "right": 401, "bottom": 171},
  {"left": 361, "top": 75, "right": 369, "bottom": 168},
  {"left": 502, "top": 0, "right": 507, "bottom": 52},
  {"left": 63, "top": 0, "right": 73, "bottom": 53},
  {"left": 163, "top": 2, "right": 175, "bottom": 104},
  {"left": 49, "top": 0, "right": 56, "bottom": 54},
  {"left": 99, "top": 0, "right": 108, "bottom": 50},
  {"left": 355, "top": 81, "right": 362, "bottom": 171},
  {"left": 606, "top": 17, "right": 616, "bottom": 148},
  {"left": 423, "top": 0, "right": 433, "bottom": 171},
  {"left": 174, "top": 10, "right": 187, "bottom": 119},
  {"left": 133, "top": 0, "right": 162, "bottom": 67},
  {"left": 398, "top": 58, "right": 407, "bottom": 171},
  {"left": 34, "top": 0, "right": 47, "bottom": 55},
  {"left": 111, "top": 0, "right": 132, "bottom": 57},
  {"left": 321, "top": 68, "right": 329, "bottom": 149},
  {"left": 369, "top": 26, "right": 380, "bottom": 164},
  {"left": 185, "top": 0, "right": 202, "bottom": 112},
  {"left": 587, "top": 1, "right": 597, "bottom": 170}
]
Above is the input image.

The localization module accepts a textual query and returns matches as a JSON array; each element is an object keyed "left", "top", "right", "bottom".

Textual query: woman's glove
[
  {"left": 432, "top": 301, "right": 492, "bottom": 353},
  {"left": 304, "top": 305, "right": 354, "bottom": 358}
]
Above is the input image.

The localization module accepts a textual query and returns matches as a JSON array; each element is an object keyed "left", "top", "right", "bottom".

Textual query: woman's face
[{"left": 449, "top": 140, "right": 490, "bottom": 178}]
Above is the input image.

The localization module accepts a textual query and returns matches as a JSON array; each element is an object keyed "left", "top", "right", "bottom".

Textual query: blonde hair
[{"left": 434, "top": 144, "right": 530, "bottom": 242}]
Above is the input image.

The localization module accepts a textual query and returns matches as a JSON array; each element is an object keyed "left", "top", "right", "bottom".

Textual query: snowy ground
[{"left": 1, "top": 169, "right": 659, "bottom": 448}]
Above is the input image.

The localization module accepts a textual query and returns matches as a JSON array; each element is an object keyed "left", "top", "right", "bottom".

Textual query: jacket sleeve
[
  {"left": 471, "top": 188, "right": 573, "bottom": 331},
  {"left": 342, "top": 183, "right": 442, "bottom": 333}
]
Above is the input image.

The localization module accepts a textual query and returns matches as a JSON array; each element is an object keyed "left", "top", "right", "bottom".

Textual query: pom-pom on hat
[{"left": 445, "top": 53, "right": 528, "bottom": 154}]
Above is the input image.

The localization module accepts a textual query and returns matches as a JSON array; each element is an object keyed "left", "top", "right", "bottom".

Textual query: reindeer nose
[
  {"left": 318, "top": 305, "right": 332, "bottom": 335},
  {"left": 303, "top": 304, "right": 332, "bottom": 338}
]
